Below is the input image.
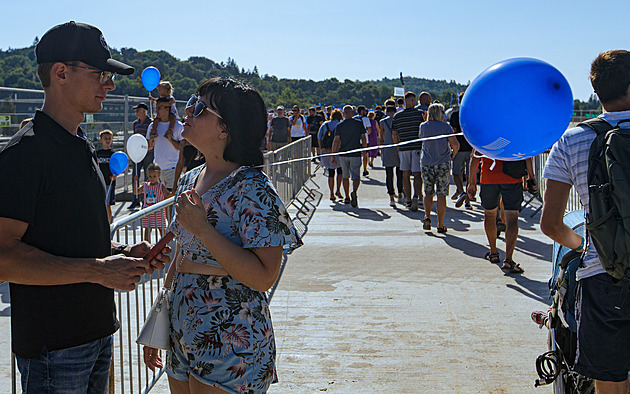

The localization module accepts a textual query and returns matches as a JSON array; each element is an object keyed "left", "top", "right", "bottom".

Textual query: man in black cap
[
  {"left": 0, "top": 22, "right": 168, "bottom": 393},
  {"left": 129, "top": 102, "right": 153, "bottom": 209}
]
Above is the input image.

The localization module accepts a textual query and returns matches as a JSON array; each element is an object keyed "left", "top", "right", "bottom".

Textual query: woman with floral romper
[{"left": 143, "top": 78, "right": 302, "bottom": 394}]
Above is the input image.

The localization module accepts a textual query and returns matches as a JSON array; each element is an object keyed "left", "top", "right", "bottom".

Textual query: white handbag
[
  {"left": 136, "top": 240, "right": 188, "bottom": 351},
  {"left": 136, "top": 288, "right": 171, "bottom": 350}
]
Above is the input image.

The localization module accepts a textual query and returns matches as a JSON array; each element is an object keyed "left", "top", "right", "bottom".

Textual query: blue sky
[{"left": 2, "top": 0, "right": 628, "bottom": 101}]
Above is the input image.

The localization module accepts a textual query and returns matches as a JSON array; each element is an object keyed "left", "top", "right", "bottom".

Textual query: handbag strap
[{"left": 162, "top": 177, "right": 226, "bottom": 291}]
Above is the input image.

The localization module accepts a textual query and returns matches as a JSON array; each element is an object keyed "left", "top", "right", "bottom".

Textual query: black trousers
[{"left": 386, "top": 167, "right": 403, "bottom": 196}]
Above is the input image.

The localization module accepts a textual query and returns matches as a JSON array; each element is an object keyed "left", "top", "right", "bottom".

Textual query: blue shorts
[
  {"left": 167, "top": 274, "right": 277, "bottom": 393},
  {"left": 575, "top": 273, "right": 630, "bottom": 382}
]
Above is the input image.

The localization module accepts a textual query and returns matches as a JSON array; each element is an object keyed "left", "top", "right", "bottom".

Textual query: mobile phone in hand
[{"left": 143, "top": 232, "right": 174, "bottom": 261}]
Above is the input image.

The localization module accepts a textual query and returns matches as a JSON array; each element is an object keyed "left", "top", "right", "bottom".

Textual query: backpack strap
[{"left": 578, "top": 118, "right": 614, "bottom": 135}]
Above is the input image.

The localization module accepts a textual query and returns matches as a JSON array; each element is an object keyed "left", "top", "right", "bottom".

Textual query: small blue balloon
[
  {"left": 460, "top": 57, "right": 573, "bottom": 161},
  {"left": 109, "top": 152, "right": 129, "bottom": 176},
  {"left": 141, "top": 67, "right": 161, "bottom": 91}
]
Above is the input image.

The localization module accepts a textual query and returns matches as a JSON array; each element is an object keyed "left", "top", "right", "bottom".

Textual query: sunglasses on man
[{"left": 63, "top": 63, "right": 115, "bottom": 84}]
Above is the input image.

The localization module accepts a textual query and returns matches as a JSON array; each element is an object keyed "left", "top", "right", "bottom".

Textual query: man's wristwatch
[{"left": 112, "top": 244, "right": 128, "bottom": 255}]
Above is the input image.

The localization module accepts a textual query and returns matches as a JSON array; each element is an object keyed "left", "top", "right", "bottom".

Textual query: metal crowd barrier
[
  {"left": 530, "top": 146, "right": 582, "bottom": 215},
  {"left": 263, "top": 136, "right": 312, "bottom": 204},
  {"left": 109, "top": 197, "right": 175, "bottom": 394}
]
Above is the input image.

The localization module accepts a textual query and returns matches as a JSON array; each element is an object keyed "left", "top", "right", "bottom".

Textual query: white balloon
[{"left": 126, "top": 134, "right": 148, "bottom": 163}]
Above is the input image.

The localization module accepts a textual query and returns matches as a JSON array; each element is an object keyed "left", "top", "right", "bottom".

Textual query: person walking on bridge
[{"left": 332, "top": 105, "right": 368, "bottom": 207}]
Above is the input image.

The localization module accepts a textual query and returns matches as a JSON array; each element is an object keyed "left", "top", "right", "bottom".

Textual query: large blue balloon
[
  {"left": 141, "top": 67, "right": 161, "bottom": 91},
  {"left": 109, "top": 152, "right": 129, "bottom": 176},
  {"left": 460, "top": 58, "right": 573, "bottom": 161}
]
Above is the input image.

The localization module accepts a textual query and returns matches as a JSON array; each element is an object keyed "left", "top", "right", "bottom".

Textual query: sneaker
[
  {"left": 389, "top": 200, "right": 396, "bottom": 208},
  {"left": 455, "top": 192, "right": 467, "bottom": 208},
  {"left": 398, "top": 196, "right": 408, "bottom": 205},
  {"left": 363, "top": 170, "right": 369, "bottom": 176},
  {"left": 423, "top": 218, "right": 431, "bottom": 230},
  {"left": 350, "top": 191, "right": 358, "bottom": 207},
  {"left": 410, "top": 197, "right": 418, "bottom": 212}
]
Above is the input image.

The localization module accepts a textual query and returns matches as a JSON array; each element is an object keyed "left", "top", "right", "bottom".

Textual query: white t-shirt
[
  {"left": 290, "top": 115, "right": 306, "bottom": 138},
  {"left": 146, "top": 120, "right": 183, "bottom": 170},
  {"left": 359, "top": 116, "right": 371, "bottom": 130},
  {"left": 543, "top": 110, "right": 630, "bottom": 281}
]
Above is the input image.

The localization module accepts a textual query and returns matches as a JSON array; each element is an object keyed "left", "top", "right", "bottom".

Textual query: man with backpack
[{"left": 541, "top": 50, "right": 630, "bottom": 393}]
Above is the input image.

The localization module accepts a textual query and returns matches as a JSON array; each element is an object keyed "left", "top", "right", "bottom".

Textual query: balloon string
[
  {"left": 471, "top": 149, "right": 496, "bottom": 170},
  {"left": 256, "top": 132, "right": 464, "bottom": 169}
]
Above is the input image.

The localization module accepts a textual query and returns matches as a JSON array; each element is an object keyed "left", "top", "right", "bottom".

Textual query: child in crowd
[
  {"left": 138, "top": 163, "right": 170, "bottom": 241},
  {"left": 148, "top": 80, "right": 179, "bottom": 138},
  {"left": 95, "top": 129, "right": 117, "bottom": 222}
]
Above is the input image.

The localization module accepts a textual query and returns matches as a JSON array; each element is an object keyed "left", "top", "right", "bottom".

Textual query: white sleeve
[
  {"left": 362, "top": 117, "right": 371, "bottom": 129},
  {"left": 173, "top": 122, "right": 184, "bottom": 142},
  {"left": 146, "top": 123, "right": 152, "bottom": 139}
]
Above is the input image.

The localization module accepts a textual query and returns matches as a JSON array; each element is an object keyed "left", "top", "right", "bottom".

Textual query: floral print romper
[{"left": 166, "top": 165, "right": 302, "bottom": 393}]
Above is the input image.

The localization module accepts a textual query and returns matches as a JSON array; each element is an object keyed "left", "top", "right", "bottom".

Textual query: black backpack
[
  {"left": 320, "top": 122, "right": 335, "bottom": 149},
  {"left": 502, "top": 160, "right": 528, "bottom": 179},
  {"left": 582, "top": 118, "right": 630, "bottom": 282}
]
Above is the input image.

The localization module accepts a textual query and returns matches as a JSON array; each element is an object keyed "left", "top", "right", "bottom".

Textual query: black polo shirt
[
  {"left": 334, "top": 118, "right": 366, "bottom": 157},
  {"left": 0, "top": 110, "right": 118, "bottom": 358}
]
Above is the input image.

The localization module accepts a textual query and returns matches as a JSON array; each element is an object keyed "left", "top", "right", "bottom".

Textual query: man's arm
[
  {"left": 331, "top": 135, "right": 341, "bottom": 165},
  {"left": 448, "top": 136, "right": 460, "bottom": 158},
  {"left": 467, "top": 150, "right": 480, "bottom": 200},
  {"left": 540, "top": 179, "right": 583, "bottom": 250},
  {"left": 525, "top": 157, "right": 539, "bottom": 193},
  {"left": 0, "top": 217, "right": 150, "bottom": 290},
  {"left": 172, "top": 140, "right": 187, "bottom": 191}
]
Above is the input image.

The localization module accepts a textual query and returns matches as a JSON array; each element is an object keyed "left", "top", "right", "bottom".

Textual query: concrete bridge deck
[{"left": 0, "top": 161, "right": 553, "bottom": 393}]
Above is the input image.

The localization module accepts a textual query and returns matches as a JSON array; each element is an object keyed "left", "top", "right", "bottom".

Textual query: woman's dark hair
[{"left": 196, "top": 77, "right": 266, "bottom": 166}]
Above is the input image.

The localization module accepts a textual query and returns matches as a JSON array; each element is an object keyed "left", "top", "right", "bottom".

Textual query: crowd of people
[{"left": 0, "top": 19, "right": 628, "bottom": 394}]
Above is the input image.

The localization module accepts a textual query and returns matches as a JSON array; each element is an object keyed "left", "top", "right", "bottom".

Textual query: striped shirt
[
  {"left": 392, "top": 107, "right": 424, "bottom": 151},
  {"left": 543, "top": 110, "right": 630, "bottom": 281},
  {"left": 141, "top": 181, "right": 167, "bottom": 229}
]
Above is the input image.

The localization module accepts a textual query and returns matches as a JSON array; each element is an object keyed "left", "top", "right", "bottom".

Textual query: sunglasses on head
[
  {"left": 63, "top": 63, "right": 115, "bottom": 84},
  {"left": 187, "top": 94, "right": 222, "bottom": 119}
]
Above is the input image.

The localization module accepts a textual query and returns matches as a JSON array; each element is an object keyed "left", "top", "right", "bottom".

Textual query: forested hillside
[{"left": 0, "top": 43, "right": 599, "bottom": 110}]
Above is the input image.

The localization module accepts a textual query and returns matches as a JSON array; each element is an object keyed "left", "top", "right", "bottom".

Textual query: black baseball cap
[
  {"left": 133, "top": 102, "right": 148, "bottom": 110},
  {"left": 36, "top": 21, "right": 134, "bottom": 75}
]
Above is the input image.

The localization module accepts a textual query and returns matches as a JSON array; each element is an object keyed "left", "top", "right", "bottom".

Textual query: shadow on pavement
[
  {"left": 506, "top": 275, "right": 550, "bottom": 304},
  {"left": 331, "top": 203, "right": 391, "bottom": 221},
  {"left": 361, "top": 178, "right": 386, "bottom": 187},
  {"left": 437, "top": 233, "right": 490, "bottom": 259},
  {"left": 516, "top": 234, "right": 553, "bottom": 263}
]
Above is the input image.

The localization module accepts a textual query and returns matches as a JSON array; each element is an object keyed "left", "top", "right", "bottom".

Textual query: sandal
[
  {"left": 501, "top": 259, "right": 524, "bottom": 274},
  {"left": 423, "top": 218, "right": 431, "bottom": 230},
  {"left": 336, "top": 191, "right": 343, "bottom": 199},
  {"left": 484, "top": 252, "right": 500, "bottom": 264},
  {"left": 437, "top": 227, "right": 447, "bottom": 234}
]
